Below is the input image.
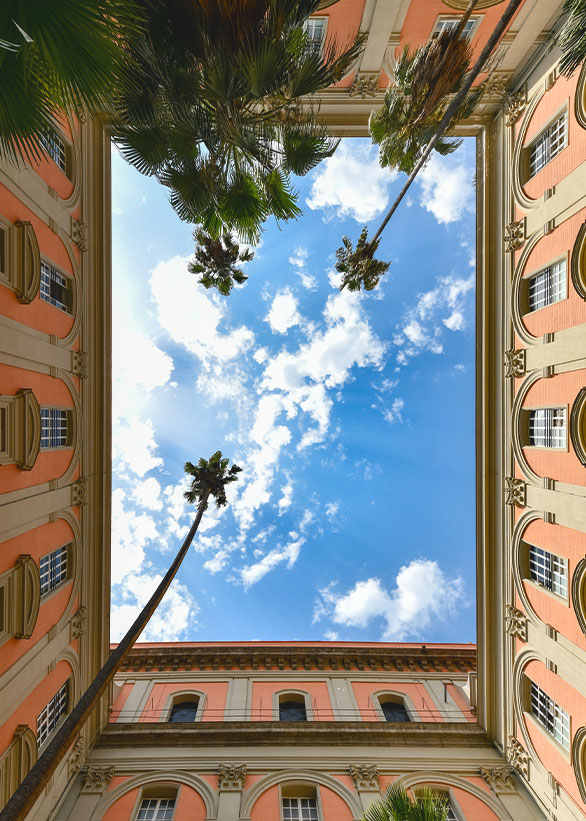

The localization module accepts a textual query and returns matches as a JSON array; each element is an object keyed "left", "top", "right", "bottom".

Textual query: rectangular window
[
  {"left": 528, "top": 259, "right": 566, "bottom": 312},
  {"left": 528, "top": 112, "right": 567, "bottom": 177},
  {"left": 432, "top": 16, "right": 481, "bottom": 40},
  {"left": 37, "top": 682, "right": 68, "bottom": 747},
  {"left": 40, "top": 545, "right": 68, "bottom": 597},
  {"left": 303, "top": 18, "right": 326, "bottom": 56},
  {"left": 40, "top": 261, "right": 70, "bottom": 312},
  {"left": 282, "top": 798, "right": 319, "bottom": 820},
  {"left": 528, "top": 407, "right": 566, "bottom": 449},
  {"left": 137, "top": 798, "right": 176, "bottom": 821},
  {"left": 40, "top": 407, "right": 70, "bottom": 449},
  {"left": 40, "top": 129, "right": 67, "bottom": 174},
  {"left": 530, "top": 681, "right": 570, "bottom": 749},
  {"left": 529, "top": 545, "right": 567, "bottom": 597}
]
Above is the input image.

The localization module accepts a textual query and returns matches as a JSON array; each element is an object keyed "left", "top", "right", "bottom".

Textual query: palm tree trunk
[
  {"left": 372, "top": 0, "right": 522, "bottom": 244},
  {"left": 0, "top": 491, "right": 211, "bottom": 821}
]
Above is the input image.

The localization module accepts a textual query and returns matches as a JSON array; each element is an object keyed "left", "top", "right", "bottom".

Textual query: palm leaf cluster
[
  {"left": 188, "top": 228, "right": 254, "bottom": 295},
  {"left": 364, "top": 785, "right": 451, "bottom": 821},
  {"left": 184, "top": 451, "right": 242, "bottom": 509},
  {"left": 112, "top": 0, "right": 364, "bottom": 243},
  {"left": 559, "top": 0, "right": 586, "bottom": 76},
  {"left": 369, "top": 30, "right": 481, "bottom": 174},
  {"left": 0, "top": 0, "right": 140, "bottom": 163},
  {"left": 336, "top": 227, "right": 390, "bottom": 292}
]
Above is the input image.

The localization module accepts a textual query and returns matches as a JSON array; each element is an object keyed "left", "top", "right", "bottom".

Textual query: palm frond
[
  {"left": 183, "top": 451, "right": 242, "bottom": 508},
  {"left": 559, "top": 0, "right": 586, "bottom": 75}
]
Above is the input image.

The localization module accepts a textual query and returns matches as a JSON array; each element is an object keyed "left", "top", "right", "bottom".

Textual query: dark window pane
[
  {"left": 279, "top": 701, "right": 307, "bottom": 721},
  {"left": 381, "top": 701, "right": 410, "bottom": 722},
  {"left": 169, "top": 700, "right": 199, "bottom": 722}
]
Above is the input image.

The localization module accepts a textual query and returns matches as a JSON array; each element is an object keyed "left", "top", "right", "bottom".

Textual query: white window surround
[
  {"left": 528, "top": 544, "right": 568, "bottom": 599},
  {"left": 431, "top": 15, "right": 482, "bottom": 40},
  {"left": 529, "top": 680, "right": 570, "bottom": 751},
  {"left": 40, "top": 407, "right": 72, "bottom": 450},
  {"left": 527, "top": 406, "right": 567, "bottom": 450},
  {"left": 527, "top": 110, "right": 568, "bottom": 178},
  {"left": 282, "top": 797, "right": 319, "bottom": 820},
  {"left": 39, "top": 544, "right": 69, "bottom": 598},
  {"left": 272, "top": 690, "right": 314, "bottom": 721},
  {"left": 136, "top": 797, "right": 176, "bottom": 821},
  {"left": 280, "top": 784, "right": 322, "bottom": 821},
  {"left": 39, "top": 128, "right": 69, "bottom": 176},
  {"left": 37, "top": 681, "right": 68, "bottom": 748},
  {"left": 370, "top": 689, "right": 418, "bottom": 723},
  {"left": 40, "top": 260, "right": 72, "bottom": 313},
  {"left": 302, "top": 17, "right": 327, "bottom": 56},
  {"left": 161, "top": 690, "right": 206, "bottom": 723},
  {"left": 526, "top": 258, "right": 567, "bottom": 313}
]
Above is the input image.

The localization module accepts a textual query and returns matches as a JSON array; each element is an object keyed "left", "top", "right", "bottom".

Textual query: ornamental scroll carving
[
  {"left": 504, "top": 219, "right": 525, "bottom": 252},
  {"left": 71, "top": 476, "right": 88, "bottom": 506},
  {"left": 218, "top": 763, "right": 247, "bottom": 790},
  {"left": 349, "top": 72, "right": 379, "bottom": 98},
  {"left": 81, "top": 765, "right": 115, "bottom": 793},
  {"left": 504, "top": 477, "right": 526, "bottom": 508},
  {"left": 349, "top": 763, "right": 379, "bottom": 790},
  {"left": 482, "top": 71, "right": 514, "bottom": 103},
  {"left": 68, "top": 736, "right": 84, "bottom": 777},
  {"left": 71, "top": 218, "right": 87, "bottom": 252},
  {"left": 480, "top": 765, "right": 517, "bottom": 794},
  {"left": 504, "top": 348, "right": 525, "bottom": 378},
  {"left": 505, "top": 89, "right": 527, "bottom": 126},
  {"left": 71, "top": 606, "right": 87, "bottom": 639},
  {"left": 72, "top": 351, "right": 88, "bottom": 379},
  {"left": 505, "top": 605, "right": 527, "bottom": 642},
  {"left": 506, "top": 737, "right": 529, "bottom": 778}
]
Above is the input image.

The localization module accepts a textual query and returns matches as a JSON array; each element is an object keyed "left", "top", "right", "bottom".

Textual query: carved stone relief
[
  {"left": 505, "top": 605, "right": 528, "bottom": 642},
  {"left": 349, "top": 763, "right": 379, "bottom": 790},
  {"left": 504, "top": 219, "right": 525, "bottom": 252},
  {"left": 506, "top": 736, "right": 529, "bottom": 778},
  {"left": 81, "top": 765, "right": 115, "bottom": 793},
  {"left": 349, "top": 72, "right": 379, "bottom": 98},
  {"left": 504, "top": 348, "right": 525, "bottom": 378},
  {"left": 504, "top": 477, "right": 526, "bottom": 508},
  {"left": 218, "top": 763, "right": 247, "bottom": 790},
  {"left": 480, "top": 765, "right": 517, "bottom": 794}
]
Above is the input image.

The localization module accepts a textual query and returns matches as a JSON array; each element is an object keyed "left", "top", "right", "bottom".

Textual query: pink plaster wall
[
  {"left": 138, "top": 681, "right": 229, "bottom": 722},
  {"left": 250, "top": 784, "right": 353, "bottom": 821},
  {"left": 351, "top": 680, "right": 438, "bottom": 722},
  {"left": 103, "top": 783, "right": 207, "bottom": 821},
  {"left": 251, "top": 680, "right": 334, "bottom": 720}
]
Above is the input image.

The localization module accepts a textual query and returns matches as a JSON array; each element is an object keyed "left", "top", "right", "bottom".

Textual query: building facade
[
  {"left": 54, "top": 642, "right": 543, "bottom": 820},
  {"left": 0, "top": 110, "right": 111, "bottom": 818}
]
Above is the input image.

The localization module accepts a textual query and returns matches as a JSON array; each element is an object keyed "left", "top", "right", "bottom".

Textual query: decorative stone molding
[
  {"left": 504, "top": 348, "right": 525, "bottom": 378},
  {"left": 349, "top": 72, "right": 379, "bottom": 98},
  {"left": 571, "top": 220, "right": 586, "bottom": 301},
  {"left": 12, "top": 221, "right": 41, "bottom": 303},
  {"left": 570, "top": 388, "right": 586, "bottom": 467},
  {"left": 81, "top": 765, "right": 115, "bottom": 793},
  {"left": 71, "top": 606, "right": 87, "bottom": 639},
  {"left": 68, "top": 736, "right": 85, "bottom": 777},
  {"left": 218, "top": 763, "right": 247, "bottom": 790},
  {"left": 71, "top": 218, "right": 87, "bottom": 252},
  {"left": 572, "top": 558, "right": 586, "bottom": 635},
  {"left": 0, "top": 389, "right": 41, "bottom": 470},
  {"left": 482, "top": 71, "right": 514, "bottom": 103},
  {"left": 0, "top": 555, "right": 41, "bottom": 643},
  {"left": 504, "top": 477, "right": 526, "bottom": 508},
  {"left": 72, "top": 351, "right": 89, "bottom": 379},
  {"left": 506, "top": 736, "right": 529, "bottom": 778},
  {"left": 71, "top": 476, "right": 89, "bottom": 506},
  {"left": 504, "top": 219, "right": 525, "bottom": 253},
  {"left": 505, "top": 605, "right": 527, "bottom": 642},
  {"left": 572, "top": 726, "right": 586, "bottom": 804},
  {"left": 505, "top": 89, "right": 527, "bottom": 127},
  {"left": 349, "top": 763, "right": 379, "bottom": 790},
  {"left": 0, "top": 726, "right": 37, "bottom": 811},
  {"left": 480, "top": 765, "right": 517, "bottom": 794}
]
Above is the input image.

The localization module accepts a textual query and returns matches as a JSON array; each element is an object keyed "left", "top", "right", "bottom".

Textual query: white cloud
[
  {"left": 324, "top": 630, "right": 339, "bottom": 641},
  {"left": 131, "top": 477, "right": 162, "bottom": 510},
  {"left": 313, "top": 560, "right": 466, "bottom": 640},
  {"left": 110, "top": 489, "right": 159, "bottom": 585},
  {"left": 289, "top": 247, "right": 317, "bottom": 290},
  {"left": 325, "top": 501, "right": 339, "bottom": 521},
  {"left": 278, "top": 480, "right": 294, "bottom": 513},
  {"left": 265, "top": 289, "right": 301, "bottom": 334},
  {"left": 240, "top": 536, "right": 304, "bottom": 587},
  {"left": 299, "top": 509, "right": 314, "bottom": 532},
  {"left": 306, "top": 141, "right": 397, "bottom": 223},
  {"left": 417, "top": 153, "right": 474, "bottom": 225},
  {"left": 253, "top": 347, "right": 268, "bottom": 364},
  {"left": 113, "top": 416, "right": 162, "bottom": 477},
  {"left": 383, "top": 398, "right": 404, "bottom": 425},
  {"left": 111, "top": 571, "right": 198, "bottom": 641}
]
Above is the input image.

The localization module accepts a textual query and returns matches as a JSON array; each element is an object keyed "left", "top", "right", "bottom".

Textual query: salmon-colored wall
[
  {"left": 377, "top": 776, "right": 499, "bottom": 819},
  {"left": 521, "top": 74, "right": 586, "bottom": 202},
  {"left": 519, "top": 209, "right": 586, "bottom": 338},
  {"left": 103, "top": 781, "right": 208, "bottom": 821},
  {"left": 522, "top": 369, "right": 586, "bottom": 486},
  {"left": 251, "top": 680, "right": 333, "bottom": 720},
  {"left": 250, "top": 784, "right": 353, "bottom": 821},
  {"left": 139, "top": 681, "right": 229, "bottom": 722},
  {"left": 111, "top": 682, "right": 134, "bottom": 721},
  {"left": 351, "top": 680, "right": 437, "bottom": 722},
  {"left": 28, "top": 113, "right": 75, "bottom": 202},
  {"left": 317, "top": 0, "right": 366, "bottom": 90}
]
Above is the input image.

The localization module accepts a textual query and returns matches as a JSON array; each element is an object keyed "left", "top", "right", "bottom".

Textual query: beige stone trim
[
  {"left": 272, "top": 689, "right": 314, "bottom": 721},
  {"left": 525, "top": 484, "right": 586, "bottom": 532},
  {"left": 571, "top": 558, "right": 586, "bottom": 635},
  {"left": 0, "top": 388, "right": 41, "bottom": 470},
  {"left": 0, "top": 725, "right": 37, "bottom": 812},
  {"left": 161, "top": 689, "right": 206, "bottom": 722},
  {"left": 0, "top": 316, "right": 72, "bottom": 373},
  {"left": 0, "top": 555, "right": 40, "bottom": 644},
  {"left": 0, "top": 219, "right": 41, "bottom": 303},
  {"left": 571, "top": 220, "right": 586, "bottom": 300},
  {"left": 392, "top": 771, "right": 513, "bottom": 819}
]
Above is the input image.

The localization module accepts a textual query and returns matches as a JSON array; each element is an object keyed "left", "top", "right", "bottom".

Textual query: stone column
[
  {"left": 67, "top": 765, "right": 115, "bottom": 820},
  {"left": 217, "top": 763, "right": 246, "bottom": 821},
  {"left": 349, "top": 764, "right": 381, "bottom": 812}
]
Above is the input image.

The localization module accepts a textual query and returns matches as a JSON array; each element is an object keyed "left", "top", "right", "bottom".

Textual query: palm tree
[
  {"left": 0, "top": 0, "right": 141, "bottom": 164},
  {"left": 337, "top": 0, "right": 524, "bottom": 293},
  {"left": 188, "top": 229, "right": 254, "bottom": 295},
  {"left": 364, "top": 784, "right": 450, "bottom": 821},
  {"left": 559, "top": 0, "right": 586, "bottom": 76},
  {"left": 0, "top": 452, "right": 241, "bottom": 821},
  {"left": 335, "top": 228, "right": 390, "bottom": 292},
  {"left": 112, "top": 0, "right": 365, "bottom": 244}
]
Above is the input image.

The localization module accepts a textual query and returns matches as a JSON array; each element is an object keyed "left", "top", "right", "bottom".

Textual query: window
[
  {"left": 432, "top": 16, "right": 481, "bottom": 40},
  {"left": 528, "top": 112, "right": 567, "bottom": 177},
  {"left": 40, "top": 407, "right": 70, "bottom": 449},
  {"left": 528, "top": 259, "right": 566, "bottom": 312},
  {"left": 168, "top": 699, "right": 199, "bottom": 722},
  {"left": 528, "top": 408, "right": 566, "bottom": 449},
  {"left": 40, "top": 129, "right": 67, "bottom": 174},
  {"left": 529, "top": 545, "right": 567, "bottom": 597},
  {"left": 39, "top": 545, "right": 68, "bottom": 597},
  {"left": 302, "top": 18, "right": 326, "bottom": 56},
  {"left": 530, "top": 681, "right": 570, "bottom": 749},
  {"left": 380, "top": 697, "right": 410, "bottom": 722},
  {"left": 137, "top": 798, "right": 176, "bottom": 821},
  {"left": 282, "top": 797, "right": 319, "bottom": 820},
  {"left": 279, "top": 695, "right": 307, "bottom": 722},
  {"left": 40, "top": 261, "right": 70, "bottom": 312},
  {"left": 37, "top": 682, "right": 68, "bottom": 747}
]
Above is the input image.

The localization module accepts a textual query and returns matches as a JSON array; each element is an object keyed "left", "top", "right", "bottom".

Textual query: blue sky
[{"left": 110, "top": 137, "right": 477, "bottom": 645}]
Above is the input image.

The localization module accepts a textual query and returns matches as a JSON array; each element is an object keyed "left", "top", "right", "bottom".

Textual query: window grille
[
  {"left": 446, "top": 806, "right": 457, "bottom": 821},
  {"left": 432, "top": 16, "right": 480, "bottom": 40},
  {"left": 529, "top": 545, "right": 567, "bottom": 597},
  {"left": 40, "top": 407, "right": 69, "bottom": 449},
  {"left": 528, "top": 407, "right": 566, "bottom": 449},
  {"left": 530, "top": 681, "right": 570, "bottom": 749},
  {"left": 37, "top": 682, "right": 68, "bottom": 747},
  {"left": 283, "top": 798, "right": 319, "bottom": 820},
  {"left": 137, "top": 798, "right": 176, "bottom": 821},
  {"left": 381, "top": 701, "right": 410, "bottom": 722},
  {"left": 302, "top": 18, "right": 326, "bottom": 55},
  {"left": 169, "top": 700, "right": 199, "bottom": 722},
  {"left": 40, "top": 261, "right": 70, "bottom": 312},
  {"left": 40, "top": 545, "right": 68, "bottom": 596},
  {"left": 528, "top": 260, "right": 566, "bottom": 311},
  {"left": 40, "top": 130, "right": 67, "bottom": 174},
  {"left": 528, "top": 112, "right": 567, "bottom": 177}
]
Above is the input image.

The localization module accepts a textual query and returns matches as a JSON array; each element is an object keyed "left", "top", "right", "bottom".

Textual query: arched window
[
  {"left": 379, "top": 696, "right": 410, "bottom": 722},
  {"left": 168, "top": 695, "right": 200, "bottom": 723},
  {"left": 279, "top": 693, "right": 307, "bottom": 722},
  {"left": 282, "top": 784, "right": 319, "bottom": 820},
  {"left": 136, "top": 786, "right": 178, "bottom": 821}
]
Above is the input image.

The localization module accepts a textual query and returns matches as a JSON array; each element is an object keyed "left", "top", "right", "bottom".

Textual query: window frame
[
  {"left": 40, "top": 406, "right": 74, "bottom": 450},
  {"left": 526, "top": 543, "right": 569, "bottom": 601},
  {"left": 39, "top": 544, "right": 70, "bottom": 599},
  {"left": 302, "top": 16, "right": 328, "bottom": 56},
  {"left": 524, "top": 256, "right": 568, "bottom": 314},
  {"left": 39, "top": 127, "right": 73, "bottom": 179},
  {"left": 273, "top": 690, "right": 313, "bottom": 722},
  {"left": 431, "top": 15, "right": 482, "bottom": 41},
  {"left": 372, "top": 690, "right": 417, "bottom": 723},
  {"left": 525, "top": 107, "right": 568, "bottom": 180},
  {"left": 522, "top": 405, "right": 568, "bottom": 451},
  {"left": 135, "top": 797, "right": 176, "bottom": 821},
  {"left": 527, "top": 678, "right": 571, "bottom": 752},
  {"left": 131, "top": 784, "right": 179, "bottom": 821},
  {"left": 36, "top": 681, "right": 69, "bottom": 749},
  {"left": 279, "top": 783, "right": 322, "bottom": 821},
  {"left": 161, "top": 690, "right": 206, "bottom": 723},
  {"left": 40, "top": 258, "right": 73, "bottom": 314}
]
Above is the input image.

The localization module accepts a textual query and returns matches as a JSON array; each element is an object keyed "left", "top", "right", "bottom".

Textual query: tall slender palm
[
  {"left": 112, "top": 0, "right": 365, "bottom": 244},
  {"left": 0, "top": 452, "right": 241, "bottom": 821},
  {"left": 337, "top": 0, "right": 524, "bottom": 292},
  {"left": 0, "top": 0, "right": 141, "bottom": 163},
  {"left": 559, "top": 0, "right": 586, "bottom": 76},
  {"left": 364, "top": 784, "right": 450, "bottom": 821},
  {"left": 188, "top": 229, "right": 254, "bottom": 295}
]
